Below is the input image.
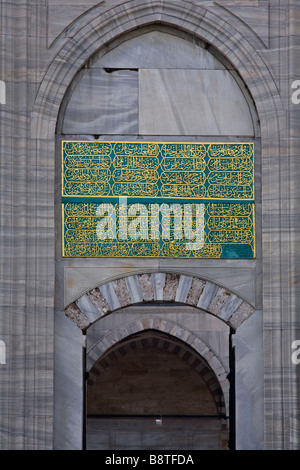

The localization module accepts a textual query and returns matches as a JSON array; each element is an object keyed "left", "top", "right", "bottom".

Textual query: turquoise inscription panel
[{"left": 62, "top": 141, "right": 255, "bottom": 258}]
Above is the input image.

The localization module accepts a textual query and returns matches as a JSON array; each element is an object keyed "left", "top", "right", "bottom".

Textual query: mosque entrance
[
  {"left": 54, "top": 16, "right": 261, "bottom": 449},
  {"left": 85, "top": 330, "right": 230, "bottom": 450}
]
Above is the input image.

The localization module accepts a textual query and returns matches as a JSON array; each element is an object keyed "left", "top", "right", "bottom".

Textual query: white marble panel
[
  {"left": 197, "top": 282, "right": 219, "bottom": 310},
  {"left": 54, "top": 311, "right": 84, "bottom": 449},
  {"left": 94, "top": 30, "right": 225, "bottom": 70},
  {"left": 62, "top": 68, "right": 138, "bottom": 134},
  {"left": 139, "top": 69, "right": 254, "bottom": 136},
  {"left": 99, "top": 283, "right": 121, "bottom": 311},
  {"left": 218, "top": 294, "right": 243, "bottom": 322},
  {"left": 125, "top": 275, "right": 143, "bottom": 303},
  {"left": 152, "top": 273, "right": 166, "bottom": 300},
  {"left": 76, "top": 294, "right": 100, "bottom": 323},
  {"left": 175, "top": 275, "right": 193, "bottom": 303},
  {"left": 233, "top": 309, "right": 264, "bottom": 449}
]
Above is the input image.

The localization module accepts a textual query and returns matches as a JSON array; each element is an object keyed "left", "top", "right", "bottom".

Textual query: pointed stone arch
[
  {"left": 86, "top": 318, "right": 230, "bottom": 416},
  {"left": 65, "top": 272, "right": 255, "bottom": 331},
  {"left": 47, "top": 1, "right": 273, "bottom": 449},
  {"left": 32, "top": 0, "right": 284, "bottom": 139}
]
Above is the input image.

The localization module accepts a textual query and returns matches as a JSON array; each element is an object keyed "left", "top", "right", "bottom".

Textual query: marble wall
[
  {"left": 56, "top": 16, "right": 260, "bottom": 450},
  {"left": 62, "top": 30, "right": 254, "bottom": 136},
  {"left": 0, "top": 0, "right": 299, "bottom": 450}
]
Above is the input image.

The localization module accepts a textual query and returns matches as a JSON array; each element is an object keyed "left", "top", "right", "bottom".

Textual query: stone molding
[
  {"left": 32, "top": 0, "right": 283, "bottom": 138},
  {"left": 65, "top": 272, "right": 255, "bottom": 331},
  {"left": 87, "top": 324, "right": 229, "bottom": 416}
]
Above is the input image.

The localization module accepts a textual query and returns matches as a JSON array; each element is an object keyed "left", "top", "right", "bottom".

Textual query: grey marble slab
[
  {"left": 139, "top": 69, "right": 254, "bottom": 136},
  {"left": 1, "top": 0, "right": 299, "bottom": 452},
  {"left": 93, "top": 30, "right": 226, "bottom": 70},
  {"left": 62, "top": 68, "right": 138, "bottom": 134},
  {"left": 76, "top": 294, "right": 100, "bottom": 323}
]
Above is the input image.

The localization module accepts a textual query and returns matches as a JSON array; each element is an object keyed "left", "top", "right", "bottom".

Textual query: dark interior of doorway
[{"left": 85, "top": 330, "right": 234, "bottom": 450}]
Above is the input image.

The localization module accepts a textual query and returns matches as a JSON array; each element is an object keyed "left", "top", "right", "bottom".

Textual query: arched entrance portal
[
  {"left": 62, "top": 272, "right": 255, "bottom": 450},
  {"left": 47, "top": 1, "right": 272, "bottom": 449},
  {"left": 86, "top": 329, "right": 229, "bottom": 450}
]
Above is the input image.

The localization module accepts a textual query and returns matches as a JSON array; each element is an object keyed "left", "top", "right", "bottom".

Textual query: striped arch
[
  {"left": 64, "top": 272, "right": 255, "bottom": 330},
  {"left": 32, "top": 0, "right": 284, "bottom": 138},
  {"left": 86, "top": 318, "right": 230, "bottom": 416}
]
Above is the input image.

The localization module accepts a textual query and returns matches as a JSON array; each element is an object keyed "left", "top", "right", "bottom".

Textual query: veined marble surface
[
  {"left": 63, "top": 69, "right": 138, "bottom": 134},
  {"left": 0, "top": 0, "right": 298, "bottom": 451},
  {"left": 139, "top": 68, "right": 254, "bottom": 135},
  {"left": 62, "top": 31, "right": 254, "bottom": 136}
]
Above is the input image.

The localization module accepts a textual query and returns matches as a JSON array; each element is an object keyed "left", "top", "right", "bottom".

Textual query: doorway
[
  {"left": 53, "top": 15, "right": 263, "bottom": 449},
  {"left": 86, "top": 330, "right": 229, "bottom": 450}
]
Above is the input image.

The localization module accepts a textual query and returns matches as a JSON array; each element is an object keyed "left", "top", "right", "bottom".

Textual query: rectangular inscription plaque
[{"left": 62, "top": 141, "right": 255, "bottom": 258}]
